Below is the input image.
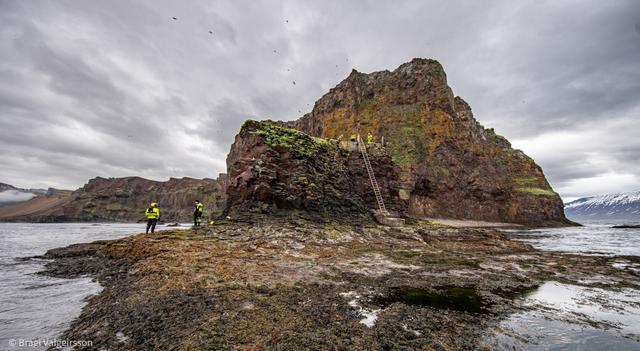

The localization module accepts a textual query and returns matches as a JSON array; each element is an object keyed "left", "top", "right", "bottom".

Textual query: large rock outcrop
[
  {"left": 224, "top": 120, "right": 403, "bottom": 220},
  {"left": 0, "top": 177, "right": 224, "bottom": 222},
  {"left": 284, "top": 58, "right": 568, "bottom": 225}
]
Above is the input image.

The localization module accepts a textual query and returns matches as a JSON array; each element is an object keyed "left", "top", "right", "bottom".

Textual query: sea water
[
  {"left": 505, "top": 220, "right": 640, "bottom": 256},
  {"left": 0, "top": 223, "right": 187, "bottom": 350},
  {"left": 492, "top": 221, "right": 640, "bottom": 350}
]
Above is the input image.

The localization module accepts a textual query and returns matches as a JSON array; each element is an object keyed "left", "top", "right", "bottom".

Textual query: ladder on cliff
[{"left": 357, "top": 135, "right": 390, "bottom": 216}]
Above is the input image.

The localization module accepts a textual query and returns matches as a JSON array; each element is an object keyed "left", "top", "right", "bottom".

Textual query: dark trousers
[
  {"left": 194, "top": 212, "right": 202, "bottom": 226},
  {"left": 146, "top": 219, "right": 158, "bottom": 233}
]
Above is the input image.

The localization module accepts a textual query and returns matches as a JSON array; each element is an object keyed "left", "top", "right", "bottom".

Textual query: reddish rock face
[
  {"left": 71, "top": 176, "right": 225, "bottom": 221},
  {"left": 224, "top": 121, "right": 403, "bottom": 221},
  {"left": 284, "top": 58, "right": 569, "bottom": 225}
]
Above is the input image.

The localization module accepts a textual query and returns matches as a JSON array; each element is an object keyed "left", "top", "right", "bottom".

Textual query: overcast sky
[{"left": 1, "top": 0, "right": 638, "bottom": 201}]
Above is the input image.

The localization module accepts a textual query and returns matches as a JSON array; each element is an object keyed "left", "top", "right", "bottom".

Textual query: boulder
[{"left": 224, "top": 120, "right": 403, "bottom": 221}]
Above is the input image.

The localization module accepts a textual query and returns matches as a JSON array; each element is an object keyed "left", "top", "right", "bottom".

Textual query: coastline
[{"left": 36, "top": 218, "right": 640, "bottom": 349}]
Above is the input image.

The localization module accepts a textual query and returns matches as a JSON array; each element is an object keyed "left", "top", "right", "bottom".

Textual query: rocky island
[{"left": 36, "top": 59, "right": 637, "bottom": 350}]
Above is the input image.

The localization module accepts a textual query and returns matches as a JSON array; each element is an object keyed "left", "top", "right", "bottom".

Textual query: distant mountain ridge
[
  {"left": 564, "top": 191, "right": 640, "bottom": 221},
  {"left": 0, "top": 176, "right": 225, "bottom": 222}
]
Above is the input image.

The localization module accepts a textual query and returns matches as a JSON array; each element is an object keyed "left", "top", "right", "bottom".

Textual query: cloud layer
[
  {"left": 0, "top": 0, "right": 638, "bottom": 201},
  {"left": 0, "top": 190, "right": 36, "bottom": 204}
]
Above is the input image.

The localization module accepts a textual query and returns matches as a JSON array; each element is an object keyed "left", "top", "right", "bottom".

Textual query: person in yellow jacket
[
  {"left": 367, "top": 133, "right": 373, "bottom": 144},
  {"left": 193, "top": 200, "right": 204, "bottom": 227},
  {"left": 145, "top": 202, "right": 160, "bottom": 233}
]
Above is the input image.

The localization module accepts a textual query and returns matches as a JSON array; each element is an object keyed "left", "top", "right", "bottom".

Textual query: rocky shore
[{"left": 39, "top": 218, "right": 639, "bottom": 350}]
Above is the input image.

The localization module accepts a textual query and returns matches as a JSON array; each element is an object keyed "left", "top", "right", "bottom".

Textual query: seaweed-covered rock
[{"left": 224, "top": 120, "right": 402, "bottom": 220}]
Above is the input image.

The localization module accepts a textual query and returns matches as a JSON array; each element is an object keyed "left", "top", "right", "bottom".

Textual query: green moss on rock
[
  {"left": 242, "top": 120, "right": 335, "bottom": 158},
  {"left": 516, "top": 187, "right": 556, "bottom": 196},
  {"left": 514, "top": 177, "right": 540, "bottom": 186}
]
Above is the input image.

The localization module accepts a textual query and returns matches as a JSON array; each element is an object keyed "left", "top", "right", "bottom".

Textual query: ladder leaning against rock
[{"left": 357, "top": 135, "right": 390, "bottom": 216}]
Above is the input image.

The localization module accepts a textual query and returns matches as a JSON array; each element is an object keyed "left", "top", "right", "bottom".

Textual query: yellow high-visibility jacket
[
  {"left": 195, "top": 203, "right": 204, "bottom": 213},
  {"left": 145, "top": 207, "right": 160, "bottom": 219}
]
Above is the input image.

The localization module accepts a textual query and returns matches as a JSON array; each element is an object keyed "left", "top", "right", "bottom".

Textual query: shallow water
[
  {"left": 505, "top": 220, "right": 640, "bottom": 256},
  {"left": 0, "top": 223, "right": 187, "bottom": 350},
  {"left": 494, "top": 221, "right": 640, "bottom": 350},
  {"left": 490, "top": 282, "right": 640, "bottom": 350}
]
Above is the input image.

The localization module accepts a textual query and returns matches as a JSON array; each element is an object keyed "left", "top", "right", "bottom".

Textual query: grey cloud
[
  {"left": 198, "top": 99, "right": 256, "bottom": 151},
  {"left": 0, "top": 190, "right": 36, "bottom": 203},
  {"left": 0, "top": 0, "right": 638, "bottom": 200}
]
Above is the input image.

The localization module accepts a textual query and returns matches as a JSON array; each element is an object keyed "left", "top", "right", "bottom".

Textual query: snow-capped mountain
[{"left": 564, "top": 191, "right": 640, "bottom": 221}]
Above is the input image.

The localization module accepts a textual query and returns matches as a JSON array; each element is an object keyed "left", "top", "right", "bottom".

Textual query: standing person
[
  {"left": 145, "top": 202, "right": 160, "bottom": 233},
  {"left": 193, "top": 200, "right": 204, "bottom": 227}
]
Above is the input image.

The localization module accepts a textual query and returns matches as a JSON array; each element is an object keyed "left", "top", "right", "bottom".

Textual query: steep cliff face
[
  {"left": 224, "top": 120, "right": 403, "bottom": 220},
  {"left": 0, "top": 177, "right": 224, "bottom": 222},
  {"left": 286, "top": 58, "right": 568, "bottom": 225}
]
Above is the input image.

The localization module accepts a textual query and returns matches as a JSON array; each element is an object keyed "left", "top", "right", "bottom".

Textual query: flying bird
[
  {"left": 292, "top": 81, "right": 296, "bottom": 85},
  {"left": 172, "top": 17, "right": 177, "bottom": 20},
  {"left": 209, "top": 31, "right": 213, "bottom": 34}
]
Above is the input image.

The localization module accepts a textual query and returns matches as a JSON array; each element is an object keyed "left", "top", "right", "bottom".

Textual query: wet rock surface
[
  {"left": 612, "top": 224, "right": 640, "bottom": 229},
  {"left": 38, "top": 219, "right": 639, "bottom": 350}
]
